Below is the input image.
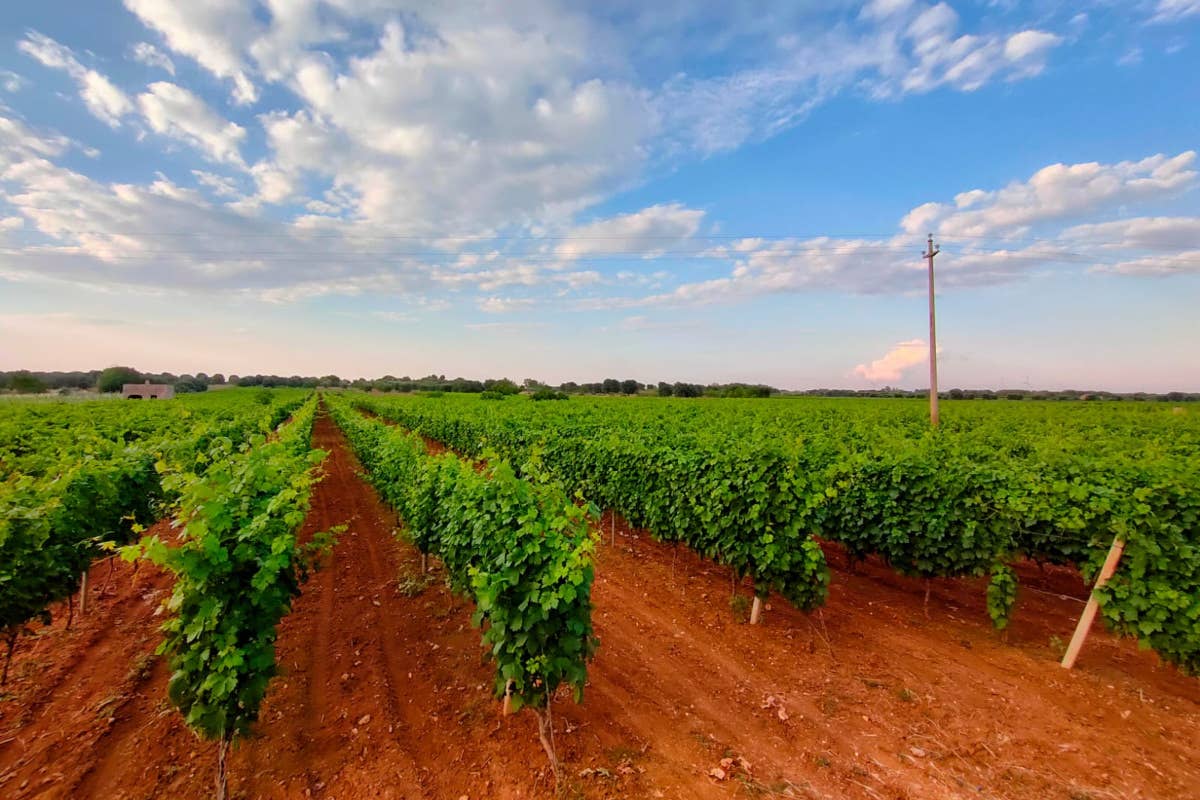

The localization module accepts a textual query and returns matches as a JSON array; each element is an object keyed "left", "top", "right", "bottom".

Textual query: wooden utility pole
[{"left": 924, "top": 233, "right": 940, "bottom": 428}]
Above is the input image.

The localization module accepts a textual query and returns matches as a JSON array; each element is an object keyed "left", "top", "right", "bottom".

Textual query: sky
[{"left": 0, "top": 1, "right": 1197, "bottom": 391}]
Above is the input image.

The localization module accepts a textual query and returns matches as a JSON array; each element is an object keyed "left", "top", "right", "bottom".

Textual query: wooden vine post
[
  {"left": 749, "top": 596, "right": 763, "bottom": 625},
  {"left": 1061, "top": 535, "right": 1126, "bottom": 670},
  {"left": 501, "top": 679, "right": 515, "bottom": 715},
  {"left": 79, "top": 571, "right": 88, "bottom": 616}
]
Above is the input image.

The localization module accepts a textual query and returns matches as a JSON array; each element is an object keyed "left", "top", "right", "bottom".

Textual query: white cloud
[
  {"left": 464, "top": 321, "right": 549, "bottom": 332},
  {"left": 900, "top": 151, "right": 1198, "bottom": 237},
  {"left": 1117, "top": 47, "right": 1143, "bottom": 67},
  {"left": 2, "top": 5, "right": 1183, "bottom": 321},
  {"left": 130, "top": 42, "right": 176, "bottom": 75},
  {"left": 1152, "top": 0, "right": 1200, "bottom": 23},
  {"left": 0, "top": 111, "right": 353, "bottom": 294},
  {"left": 1093, "top": 250, "right": 1200, "bottom": 277},
  {"left": 0, "top": 114, "right": 76, "bottom": 161},
  {"left": 247, "top": 161, "right": 297, "bottom": 205},
  {"left": 276, "top": 16, "right": 651, "bottom": 233},
  {"left": 137, "top": 82, "right": 247, "bottom": 165},
  {"left": 1061, "top": 217, "right": 1200, "bottom": 251},
  {"left": 582, "top": 150, "right": 1200, "bottom": 309},
  {"left": 478, "top": 296, "right": 536, "bottom": 313},
  {"left": 18, "top": 32, "right": 133, "bottom": 127},
  {"left": 116, "top": 1, "right": 1068, "bottom": 232},
  {"left": 658, "top": 1, "right": 1063, "bottom": 154},
  {"left": 0, "top": 71, "right": 28, "bottom": 92},
  {"left": 556, "top": 204, "right": 705, "bottom": 260},
  {"left": 896, "top": 7, "right": 1062, "bottom": 93},
  {"left": 192, "top": 170, "right": 241, "bottom": 198},
  {"left": 862, "top": 0, "right": 917, "bottom": 20},
  {"left": 1004, "top": 31, "right": 1063, "bottom": 64},
  {"left": 365, "top": 310, "right": 413, "bottom": 323},
  {"left": 616, "top": 314, "right": 700, "bottom": 333},
  {"left": 854, "top": 339, "right": 930, "bottom": 382},
  {"left": 124, "top": 0, "right": 260, "bottom": 104}
]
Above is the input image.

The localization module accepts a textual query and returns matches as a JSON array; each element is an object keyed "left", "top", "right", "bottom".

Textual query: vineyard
[
  {"left": 353, "top": 393, "right": 1200, "bottom": 672},
  {"left": 0, "top": 390, "right": 1198, "bottom": 799}
]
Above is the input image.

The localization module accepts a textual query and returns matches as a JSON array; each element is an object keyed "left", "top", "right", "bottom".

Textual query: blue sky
[{"left": 0, "top": 0, "right": 1197, "bottom": 391}]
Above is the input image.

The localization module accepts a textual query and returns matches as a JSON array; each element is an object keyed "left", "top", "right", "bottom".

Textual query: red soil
[{"left": 1, "top": 411, "right": 1197, "bottom": 799}]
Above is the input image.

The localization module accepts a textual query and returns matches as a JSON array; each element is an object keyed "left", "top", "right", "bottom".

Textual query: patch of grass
[
  {"left": 95, "top": 692, "right": 124, "bottom": 719},
  {"left": 559, "top": 781, "right": 588, "bottom": 800},
  {"left": 1049, "top": 634, "right": 1066, "bottom": 656},
  {"left": 729, "top": 594, "right": 751, "bottom": 623},
  {"left": 689, "top": 730, "right": 716, "bottom": 751},
  {"left": 606, "top": 744, "right": 641, "bottom": 764},
  {"left": 126, "top": 652, "right": 156, "bottom": 683},
  {"left": 732, "top": 775, "right": 771, "bottom": 796},
  {"left": 457, "top": 697, "right": 489, "bottom": 726},
  {"left": 398, "top": 571, "right": 435, "bottom": 597},
  {"left": 897, "top": 687, "right": 917, "bottom": 703},
  {"left": 815, "top": 754, "right": 831, "bottom": 768}
]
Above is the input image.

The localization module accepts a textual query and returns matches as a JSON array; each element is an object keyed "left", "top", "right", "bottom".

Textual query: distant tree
[
  {"left": 657, "top": 381, "right": 673, "bottom": 397},
  {"left": 195, "top": 372, "right": 209, "bottom": 384},
  {"left": 620, "top": 379, "right": 640, "bottom": 395},
  {"left": 210, "top": 373, "right": 226, "bottom": 384},
  {"left": 9, "top": 371, "right": 47, "bottom": 394},
  {"left": 483, "top": 378, "right": 521, "bottom": 395},
  {"left": 530, "top": 389, "right": 568, "bottom": 401},
  {"left": 174, "top": 377, "right": 208, "bottom": 394},
  {"left": 715, "top": 383, "right": 772, "bottom": 398},
  {"left": 318, "top": 375, "right": 343, "bottom": 387},
  {"left": 601, "top": 378, "right": 621, "bottom": 394},
  {"left": 97, "top": 366, "right": 142, "bottom": 393},
  {"left": 227, "top": 375, "right": 239, "bottom": 384}
]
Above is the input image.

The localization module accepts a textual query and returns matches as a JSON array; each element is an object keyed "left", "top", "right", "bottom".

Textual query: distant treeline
[
  {"left": 1, "top": 369, "right": 1195, "bottom": 401},
  {"left": 796, "top": 388, "right": 1200, "bottom": 402}
]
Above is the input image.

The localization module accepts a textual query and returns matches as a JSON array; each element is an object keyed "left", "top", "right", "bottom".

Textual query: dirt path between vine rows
[{"left": 2, "top": 410, "right": 1198, "bottom": 800}]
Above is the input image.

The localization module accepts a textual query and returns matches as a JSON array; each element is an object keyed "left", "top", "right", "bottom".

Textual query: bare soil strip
[{"left": 1, "top": 411, "right": 1197, "bottom": 799}]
